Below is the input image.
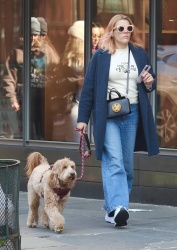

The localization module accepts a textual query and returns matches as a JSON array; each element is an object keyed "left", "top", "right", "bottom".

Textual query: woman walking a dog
[{"left": 76, "top": 14, "right": 159, "bottom": 227}]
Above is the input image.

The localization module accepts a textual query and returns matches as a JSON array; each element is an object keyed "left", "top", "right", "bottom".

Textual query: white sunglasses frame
[{"left": 114, "top": 25, "right": 134, "bottom": 33}]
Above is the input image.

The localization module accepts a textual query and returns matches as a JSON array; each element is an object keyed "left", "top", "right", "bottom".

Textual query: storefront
[{"left": 0, "top": 0, "right": 177, "bottom": 205}]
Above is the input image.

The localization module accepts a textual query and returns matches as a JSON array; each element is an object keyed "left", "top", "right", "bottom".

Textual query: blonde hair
[
  {"left": 62, "top": 36, "right": 84, "bottom": 67},
  {"left": 99, "top": 14, "right": 143, "bottom": 54},
  {"left": 31, "top": 37, "right": 42, "bottom": 50}
]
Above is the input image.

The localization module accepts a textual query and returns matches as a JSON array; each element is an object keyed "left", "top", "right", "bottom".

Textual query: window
[
  {"left": 91, "top": 0, "right": 150, "bottom": 143},
  {"left": 0, "top": 0, "right": 23, "bottom": 139},
  {"left": 29, "top": 0, "right": 85, "bottom": 142},
  {"left": 156, "top": 0, "right": 177, "bottom": 149}
]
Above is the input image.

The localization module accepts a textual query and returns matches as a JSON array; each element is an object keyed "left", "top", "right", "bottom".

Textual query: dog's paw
[
  {"left": 42, "top": 222, "right": 49, "bottom": 228},
  {"left": 54, "top": 224, "right": 64, "bottom": 233},
  {"left": 49, "top": 215, "right": 65, "bottom": 233},
  {"left": 27, "top": 223, "right": 37, "bottom": 228}
]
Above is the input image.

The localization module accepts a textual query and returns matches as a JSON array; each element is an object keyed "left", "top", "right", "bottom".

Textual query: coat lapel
[
  {"left": 129, "top": 43, "right": 144, "bottom": 75},
  {"left": 96, "top": 51, "right": 111, "bottom": 100}
]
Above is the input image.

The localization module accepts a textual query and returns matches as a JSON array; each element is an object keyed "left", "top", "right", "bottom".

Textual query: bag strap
[{"left": 126, "top": 47, "right": 130, "bottom": 95}]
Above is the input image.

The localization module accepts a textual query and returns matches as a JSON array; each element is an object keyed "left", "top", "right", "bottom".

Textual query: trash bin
[{"left": 0, "top": 160, "right": 21, "bottom": 250}]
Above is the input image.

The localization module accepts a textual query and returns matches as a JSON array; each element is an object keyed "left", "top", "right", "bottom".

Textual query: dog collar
[{"left": 53, "top": 188, "right": 70, "bottom": 199}]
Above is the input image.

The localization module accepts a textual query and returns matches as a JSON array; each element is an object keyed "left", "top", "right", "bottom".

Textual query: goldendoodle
[{"left": 25, "top": 152, "right": 77, "bottom": 233}]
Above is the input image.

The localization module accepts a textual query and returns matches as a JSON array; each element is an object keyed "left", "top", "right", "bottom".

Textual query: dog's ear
[
  {"left": 49, "top": 172, "right": 58, "bottom": 188},
  {"left": 50, "top": 172, "right": 54, "bottom": 180},
  {"left": 52, "top": 160, "right": 62, "bottom": 175}
]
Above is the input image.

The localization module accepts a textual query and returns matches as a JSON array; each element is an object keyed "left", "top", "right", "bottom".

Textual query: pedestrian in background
[
  {"left": 92, "top": 22, "right": 104, "bottom": 53},
  {"left": 2, "top": 17, "right": 43, "bottom": 139},
  {"left": 52, "top": 20, "right": 84, "bottom": 142},
  {"left": 77, "top": 14, "right": 159, "bottom": 227},
  {"left": 37, "top": 17, "right": 60, "bottom": 140}
]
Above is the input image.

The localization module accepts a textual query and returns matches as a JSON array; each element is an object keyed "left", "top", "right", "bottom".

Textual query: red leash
[{"left": 75, "top": 128, "right": 91, "bottom": 180}]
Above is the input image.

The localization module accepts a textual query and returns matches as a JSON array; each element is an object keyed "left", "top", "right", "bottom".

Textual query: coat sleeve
[
  {"left": 141, "top": 48, "right": 156, "bottom": 93},
  {"left": 77, "top": 51, "right": 98, "bottom": 124},
  {"left": 2, "top": 49, "right": 19, "bottom": 104}
]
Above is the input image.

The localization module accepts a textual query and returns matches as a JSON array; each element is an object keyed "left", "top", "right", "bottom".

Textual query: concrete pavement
[{"left": 19, "top": 192, "right": 177, "bottom": 250}]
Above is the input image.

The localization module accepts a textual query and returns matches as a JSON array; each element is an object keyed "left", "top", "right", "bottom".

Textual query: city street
[{"left": 19, "top": 192, "right": 177, "bottom": 250}]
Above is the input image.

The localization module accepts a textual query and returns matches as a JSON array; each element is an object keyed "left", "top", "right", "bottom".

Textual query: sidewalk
[{"left": 19, "top": 192, "right": 177, "bottom": 250}]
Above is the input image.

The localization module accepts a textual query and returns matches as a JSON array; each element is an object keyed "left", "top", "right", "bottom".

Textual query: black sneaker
[{"left": 114, "top": 206, "right": 129, "bottom": 227}]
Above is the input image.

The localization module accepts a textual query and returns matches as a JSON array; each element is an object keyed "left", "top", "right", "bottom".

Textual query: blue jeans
[{"left": 101, "top": 104, "right": 139, "bottom": 214}]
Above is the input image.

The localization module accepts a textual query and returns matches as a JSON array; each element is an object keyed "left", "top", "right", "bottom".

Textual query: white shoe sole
[{"left": 105, "top": 213, "right": 115, "bottom": 224}]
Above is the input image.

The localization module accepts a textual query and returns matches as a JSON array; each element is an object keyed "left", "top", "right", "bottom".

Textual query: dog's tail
[{"left": 25, "top": 152, "right": 47, "bottom": 177}]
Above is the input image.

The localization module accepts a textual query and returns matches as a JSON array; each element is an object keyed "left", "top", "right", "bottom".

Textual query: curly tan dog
[{"left": 25, "top": 152, "right": 77, "bottom": 233}]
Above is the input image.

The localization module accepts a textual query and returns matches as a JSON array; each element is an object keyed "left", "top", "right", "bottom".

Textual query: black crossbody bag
[{"left": 107, "top": 48, "right": 131, "bottom": 118}]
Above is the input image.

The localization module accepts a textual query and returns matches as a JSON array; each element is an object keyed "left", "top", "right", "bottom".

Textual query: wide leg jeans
[{"left": 102, "top": 104, "right": 139, "bottom": 214}]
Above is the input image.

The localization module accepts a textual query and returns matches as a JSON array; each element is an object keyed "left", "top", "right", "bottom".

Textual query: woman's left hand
[{"left": 141, "top": 71, "right": 154, "bottom": 86}]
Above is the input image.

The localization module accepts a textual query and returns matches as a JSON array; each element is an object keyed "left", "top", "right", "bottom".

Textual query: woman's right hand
[{"left": 76, "top": 122, "right": 87, "bottom": 134}]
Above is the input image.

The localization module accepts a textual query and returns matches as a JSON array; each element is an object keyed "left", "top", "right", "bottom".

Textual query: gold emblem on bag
[{"left": 112, "top": 103, "right": 121, "bottom": 112}]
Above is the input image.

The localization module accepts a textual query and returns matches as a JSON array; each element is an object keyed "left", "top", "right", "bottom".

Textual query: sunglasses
[{"left": 114, "top": 25, "right": 134, "bottom": 33}]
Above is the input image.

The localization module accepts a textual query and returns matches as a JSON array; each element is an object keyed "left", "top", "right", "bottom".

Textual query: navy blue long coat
[{"left": 77, "top": 43, "right": 159, "bottom": 160}]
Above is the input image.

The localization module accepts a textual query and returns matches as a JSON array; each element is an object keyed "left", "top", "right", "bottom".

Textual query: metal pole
[{"left": 23, "top": 0, "right": 31, "bottom": 143}]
